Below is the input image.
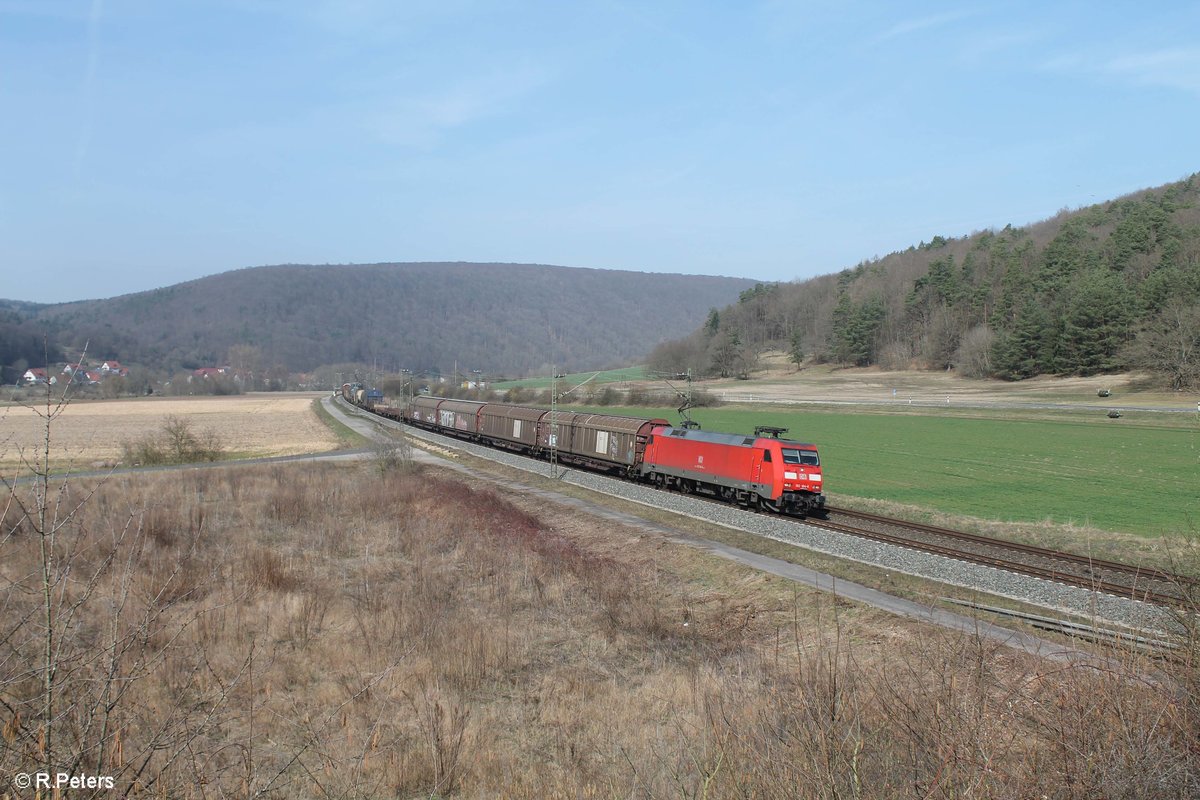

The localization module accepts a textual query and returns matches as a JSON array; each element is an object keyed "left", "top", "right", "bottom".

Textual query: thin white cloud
[
  {"left": 366, "top": 65, "right": 551, "bottom": 148},
  {"left": 870, "top": 9, "right": 976, "bottom": 46},
  {"left": 1106, "top": 47, "right": 1200, "bottom": 94},
  {"left": 1043, "top": 46, "right": 1200, "bottom": 96},
  {"left": 962, "top": 28, "right": 1044, "bottom": 61}
]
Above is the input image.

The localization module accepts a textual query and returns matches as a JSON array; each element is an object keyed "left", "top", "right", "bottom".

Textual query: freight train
[{"left": 343, "top": 388, "right": 825, "bottom": 516}]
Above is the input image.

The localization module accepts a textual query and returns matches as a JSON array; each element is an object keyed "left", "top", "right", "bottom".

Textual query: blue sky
[{"left": 3, "top": 1, "right": 1198, "bottom": 303}]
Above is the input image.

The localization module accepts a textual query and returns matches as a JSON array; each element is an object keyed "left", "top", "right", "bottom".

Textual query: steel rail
[{"left": 819, "top": 506, "right": 1193, "bottom": 608}]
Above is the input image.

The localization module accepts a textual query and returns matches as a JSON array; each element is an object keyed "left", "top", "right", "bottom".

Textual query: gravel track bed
[
  {"left": 393, "top": 420, "right": 1175, "bottom": 632},
  {"left": 821, "top": 511, "right": 1187, "bottom": 604}
]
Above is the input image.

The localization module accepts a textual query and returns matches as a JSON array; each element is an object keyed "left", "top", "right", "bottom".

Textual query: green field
[
  {"left": 564, "top": 403, "right": 1200, "bottom": 539},
  {"left": 491, "top": 365, "right": 649, "bottom": 389}
]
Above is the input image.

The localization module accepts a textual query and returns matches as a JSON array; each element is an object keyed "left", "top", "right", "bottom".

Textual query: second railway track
[{"left": 817, "top": 506, "right": 1196, "bottom": 608}]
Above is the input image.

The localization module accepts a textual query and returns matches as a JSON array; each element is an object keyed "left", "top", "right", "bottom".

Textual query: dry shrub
[
  {"left": 140, "top": 504, "right": 182, "bottom": 547},
  {"left": 121, "top": 414, "right": 224, "bottom": 466},
  {"left": 406, "top": 678, "right": 471, "bottom": 795},
  {"left": 263, "top": 473, "right": 314, "bottom": 525},
  {"left": 285, "top": 587, "right": 332, "bottom": 650},
  {"left": 371, "top": 432, "right": 413, "bottom": 475},
  {"left": 245, "top": 546, "right": 299, "bottom": 592}
]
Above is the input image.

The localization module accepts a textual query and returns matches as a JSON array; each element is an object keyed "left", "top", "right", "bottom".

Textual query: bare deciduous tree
[
  {"left": 955, "top": 324, "right": 996, "bottom": 378},
  {"left": 1124, "top": 300, "right": 1200, "bottom": 389}
]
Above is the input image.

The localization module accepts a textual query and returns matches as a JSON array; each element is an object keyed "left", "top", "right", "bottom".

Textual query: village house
[
  {"left": 62, "top": 360, "right": 129, "bottom": 379},
  {"left": 22, "top": 368, "right": 55, "bottom": 385}
]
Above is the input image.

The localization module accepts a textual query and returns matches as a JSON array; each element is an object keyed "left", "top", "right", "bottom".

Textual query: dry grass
[
  {"left": 692, "top": 354, "right": 1189, "bottom": 408},
  {"left": 1, "top": 462, "right": 1197, "bottom": 798},
  {"left": 0, "top": 392, "right": 339, "bottom": 470}
]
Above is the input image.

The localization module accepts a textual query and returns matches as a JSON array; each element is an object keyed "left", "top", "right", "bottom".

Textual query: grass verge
[{"left": 311, "top": 396, "right": 369, "bottom": 449}]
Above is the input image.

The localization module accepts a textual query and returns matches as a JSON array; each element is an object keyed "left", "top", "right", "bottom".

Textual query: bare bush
[
  {"left": 371, "top": 429, "right": 413, "bottom": 475},
  {"left": 690, "top": 386, "right": 722, "bottom": 408},
  {"left": 120, "top": 414, "right": 224, "bottom": 465}
]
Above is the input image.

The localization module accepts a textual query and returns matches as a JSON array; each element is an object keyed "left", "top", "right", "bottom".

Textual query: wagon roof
[
  {"left": 480, "top": 403, "right": 549, "bottom": 422},
  {"left": 573, "top": 413, "right": 669, "bottom": 434},
  {"left": 438, "top": 399, "right": 486, "bottom": 413}
]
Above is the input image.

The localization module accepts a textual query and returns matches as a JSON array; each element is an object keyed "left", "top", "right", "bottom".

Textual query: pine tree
[
  {"left": 991, "top": 300, "right": 1053, "bottom": 379},
  {"left": 704, "top": 308, "right": 720, "bottom": 337},
  {"left": 788, "top": 329, "right": 804, "bottom": 368},
  {"left": 1060, "top": 270, "right": 1131, "bottom": 374}
]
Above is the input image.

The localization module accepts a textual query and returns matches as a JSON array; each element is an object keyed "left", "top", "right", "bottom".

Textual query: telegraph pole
[
  {"left": 549, "top": 367, "right": 559, "bottom": 478},
  {"left": 401, "top": 368, "right": 413, "bottom": 407}
]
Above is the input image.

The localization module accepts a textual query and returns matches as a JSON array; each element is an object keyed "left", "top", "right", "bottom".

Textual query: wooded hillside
[
  {"left": 651, "top": 174, "right": 1200, "bottom": 388},
  {"left": 11, "top": 263, "right": 756, "bottom": 376}
]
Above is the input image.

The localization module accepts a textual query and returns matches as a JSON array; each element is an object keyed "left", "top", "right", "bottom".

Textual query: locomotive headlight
[
  {"left": 784, "top": 471, "right": 798, "bottom": 479},
  {"left": 811, "top": 475, "right": 822, "bottom": 482}
]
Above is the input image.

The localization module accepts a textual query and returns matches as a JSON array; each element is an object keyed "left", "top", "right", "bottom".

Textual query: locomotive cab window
[
  {"left": 781, "top": 448, "right": 819, "bottom": 466},
  {"left": 762, "top": 449, "right": 772, "bottom": 462}
]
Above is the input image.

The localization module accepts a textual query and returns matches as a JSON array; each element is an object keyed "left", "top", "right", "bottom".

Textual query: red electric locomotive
[
  {"left": 387, "top": 394, "right": 824, "bottom": 517},
  {"left": 641, "top": 425, "right": 825, "bottom": 515}
]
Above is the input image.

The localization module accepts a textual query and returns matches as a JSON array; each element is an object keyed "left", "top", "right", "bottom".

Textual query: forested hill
[
  {"left": 651, "top": 173, "right": 1200, "bottom": 388},
  {"left": 18, "top": 263, "right": 758, "bottom": 375}
]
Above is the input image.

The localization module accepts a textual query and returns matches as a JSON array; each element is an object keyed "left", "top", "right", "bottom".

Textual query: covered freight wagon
[
  {"left": 437, "top": 399, "right": 485, "bottom": 434},
  {"left": 407, "top": 395, "right": 443, "bottom": 425},
  {"left": 538, "top": 412, "right": 666, "bottom": 470},
  {"left": 479, "top": 403, "right": 547, "bottom": 449}
]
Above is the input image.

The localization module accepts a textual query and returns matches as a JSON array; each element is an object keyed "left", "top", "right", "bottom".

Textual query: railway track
[
  {"left": 343, "top": 397, "right": 1194, "bottom": 613},
  {"left": 816, "top": 506, "right": 1197, "bottom": 608}
]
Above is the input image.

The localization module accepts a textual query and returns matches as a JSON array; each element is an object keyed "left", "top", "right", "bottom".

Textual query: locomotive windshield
[{"left": 781, "top": 448, "right": 819, "bottom": 466}]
